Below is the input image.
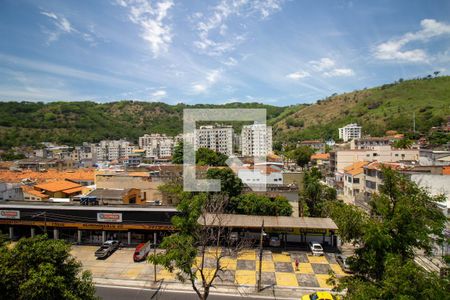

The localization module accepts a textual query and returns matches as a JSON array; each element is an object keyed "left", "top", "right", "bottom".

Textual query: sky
[{"left": 0, "top": 0, "right": 450, "bottom": 105}]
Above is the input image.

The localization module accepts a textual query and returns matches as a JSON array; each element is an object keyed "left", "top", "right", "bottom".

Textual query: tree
[
  {"left": 172, "top": 141, "right": 184, "bottom": 164},
  {"left": 328, "top": 168, "right": 448, "bottom": 298},
  {"left": 393, "top": 138, "right": 413, "bottom": 149},
  {"left": 206, "top": 167, "right": 243, "bottom": 198},
  {"left": 196, "top": 148, "right": 228, "bottom": 166},
  {"left": 148, "top": 193, "right": 247, "bottom": 300},
  {"left": 0, "top": 235, "right": 97, "bottom": 300},
  {"left": 228, "top": 193, "right": 293, "bottom": 216},
  {"left": 172, "top": 143, "right": 228, "bottom": 166},
  {"left": 286, "top": 146, "right": 315, "bottom": 168},
  {"left": 301, "top": 167, "right": 337, "bottom": 217}
]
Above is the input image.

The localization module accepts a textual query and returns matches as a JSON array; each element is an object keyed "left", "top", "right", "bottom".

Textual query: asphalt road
[{"left": 95, "top": 285, "right": 293, "bottom": 300}]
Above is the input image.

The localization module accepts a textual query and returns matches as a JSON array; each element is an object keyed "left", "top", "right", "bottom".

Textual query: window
[{"left": 353, "top": 178, "right": 360, "bottom": 184}]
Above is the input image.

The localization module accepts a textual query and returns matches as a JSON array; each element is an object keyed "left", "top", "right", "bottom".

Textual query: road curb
[{"left": 93, "top": 277, "right": 334, "bottom": 297}]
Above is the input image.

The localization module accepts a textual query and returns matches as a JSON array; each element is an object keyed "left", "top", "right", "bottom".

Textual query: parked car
[
  {"left": 269, "top": 235, "right": 281, "bottom": 247},
  {"left": 302, "top": 291, "right": 340, "bottom": 300},
  {"left": 309, "top": 242, "right": 324, "bottom": 256},
  {"left": 335, "top": 254, "right": 352, "bottom": 273},
  {"left": 95, "top": 240, "right": 120, "bottom": 259},
  {"left": 133, "top": 241, "right": 152, "bottom": 262}
]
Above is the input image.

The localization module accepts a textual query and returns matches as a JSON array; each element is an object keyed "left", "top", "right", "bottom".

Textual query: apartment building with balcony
[
  {"left": 195, "top": 125, "right": 233, "bottom": 156},
  {"left": 338, "top": 123, "right": 362, "bottom": 142},
  {"left": 138, "top": 134, "right": 175, "bottom": 159},
  {"left": 241, "top": 124, "right": 272, "bottom": 157}
]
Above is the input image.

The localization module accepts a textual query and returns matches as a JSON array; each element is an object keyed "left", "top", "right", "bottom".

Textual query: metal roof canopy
[{"left": 200, "top": 214, "right": 338, "bottom": 231}]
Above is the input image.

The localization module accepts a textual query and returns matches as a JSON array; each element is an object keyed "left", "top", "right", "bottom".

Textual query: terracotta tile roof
[
  {"left": 34, "top": 180, "right": 81, "bottom": 193},
  {"left": 127, "top": 172, "right": 150, "bottom": 177},
  {"left": 0, "top": 168, "right": 94, "bottom": 184},
  {"left": 311, "top": 153, "right": 330, "bottom": 160},
  {"left": 233, "top": 165, "right": 281, "bottom": 175},
  {"left": 22, "top": 186, "right": 49, "bottom": 199},
  {"left": 344, "top": 161, "right": 369, "bottom": 172},
  {"left": 62, "top": 186, "right": 83, "bottom": 194},
  {"left": 365, "top": 161, "right": 403, "bottom": 171},
  {"left": 344, "top": 161, "right": 370, "bottom": 176},
  {"left": 443, "top": 166, "right": 450, "bottom": 175}
]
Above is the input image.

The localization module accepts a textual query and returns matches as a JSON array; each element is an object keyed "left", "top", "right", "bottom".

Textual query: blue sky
[{"left": 0, "top": 0, "right": 449, "bottom": 105}]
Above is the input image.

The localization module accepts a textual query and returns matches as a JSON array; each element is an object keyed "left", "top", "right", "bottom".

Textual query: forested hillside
[
  {"left": 1, "top": 76, "right": 449, "bottom": 149},
  {"left": 273, "top": 76, "right": 450, "bottom": 144},
  {"left": 0, "top": 101, "right": 293, "bottom": 148}
]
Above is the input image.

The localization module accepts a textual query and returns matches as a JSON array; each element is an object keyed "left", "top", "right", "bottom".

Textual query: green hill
[
  {"left": 273, "top": 76, "right": 450, "bottom": 144},
  {"left": 1, "top": 76, "right": 449, "bottom": 149},
  {"left": 0, "top": 101, "right": 294, "bottom": 148}
]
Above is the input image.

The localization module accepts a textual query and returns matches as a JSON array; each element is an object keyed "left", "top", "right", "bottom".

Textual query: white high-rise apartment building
[
  {"left": 139, "top": 134, "right": 175, "bottom": 159},
  {"left": 195, "top": 125, "right": 233, "bottom": 156},
  {"left": 95, "top": 139, "right": 135, "bottom": 161},
  {"left": 241, "top": 124, "right": 273, "bottom": 157},
  {"left": 339, "top": 123, "right": 362, "bottom": 142}
]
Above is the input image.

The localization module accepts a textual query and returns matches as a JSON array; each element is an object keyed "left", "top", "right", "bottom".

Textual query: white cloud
[
  {"left": 375, "top": 19, "right": 450, "bottom": 63},
  {"left": 193, "top": 0, "right": 284, "bottom": 56},
  {"left": 323, "top": 68, "right": 354, "bottom": 77},
  {"left": 309, "top": 57, "right": 335, "bottom": 71},
  {"left": 117, "top": 0, "right": 174, "bottom": 57},
  {"left": 191, "top": 69, "right": 221, "bottom": 94},
  {"left": 286, "top": 71, "right": 310, "bottom": 80},
  {"left": 0, "top": 53, "right": 135, "bottom": 86},
  {"left": 222, "top": 57, "right": 238, "bottom": 66},
  {"left": 41, "top": 11, "right": 76, "bottom": 43},
  {"left": 192, "top": 83, "right": 207, "bottom": 93},
  {"left": 151, "top": 89, "right": 167, "bottom": 97},
  {"left": 206, "top": 69, "right": 220, "bottom": 83}
]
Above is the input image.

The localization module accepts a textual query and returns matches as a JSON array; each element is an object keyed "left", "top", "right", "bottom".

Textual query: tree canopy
[
  {"left": 206, "top": 167, "right": 243, "bottom": 198},
  {"left": 0, "top": 235, "right": 97, "bottom": 300},
  {"left": 171, "top": 143, "right": 228, "bottom": 166},
  {"left": 286, "top": 146, "right": 315, "bottom": 168},
  {"left": 229, "top": 193, "right": 293, "bottom": 216},
  {"left": 301, "top": 167, "right": 337, "bottom": 217},
  {"left": 327, "top": 168, "right": 448, "bottom": 298}
]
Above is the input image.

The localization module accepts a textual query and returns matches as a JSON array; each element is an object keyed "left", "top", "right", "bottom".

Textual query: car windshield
[
  {"left": 100, "top": 246, "right": 109, "bottom": 250},
  {"left": 310, "top": 293, "right": 319, "bottom": 300},
  {"left": 313, "top": 245, "right": 322, "bottom": 250}
]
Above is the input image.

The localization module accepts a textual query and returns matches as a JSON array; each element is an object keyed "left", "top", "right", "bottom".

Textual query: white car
[
  {"left": 269, "top": 236, "right": 281, "bottom": 247},
  {"left": 309, "top": 242, "right": 324, "bottom": 256}
]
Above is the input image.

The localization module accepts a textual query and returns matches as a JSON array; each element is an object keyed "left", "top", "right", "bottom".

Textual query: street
[{"left": 95, "top": 285, "right": 297, "bottom": 300}]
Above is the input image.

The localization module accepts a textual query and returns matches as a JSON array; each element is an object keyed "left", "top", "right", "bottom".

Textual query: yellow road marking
[
  {"left": 235, "top": 270, "right": 256, "bottom": 285},
  {"left": 307, "top": 255, "right": 328, "bottom": 264},
  {"left": 275, "top": 272, "right": 299, "bottom": 287},
  {"left": 272, "top": 253, "right": 291, "bottom": 262}
]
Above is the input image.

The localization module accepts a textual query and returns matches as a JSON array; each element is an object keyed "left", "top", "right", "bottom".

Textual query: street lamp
[{"left": 257, "top": 220, "right": 267, "bottom": 292}]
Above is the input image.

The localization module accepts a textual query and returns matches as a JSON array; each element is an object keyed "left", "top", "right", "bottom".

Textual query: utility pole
[
  {"left": 257, "top": 220, "right": 264, "bottom": 292},
  {"left": 153, "top": 232, "right": 157, "bottom": 282},
  {"left": 413, "top": 111, "right": 416, "bottom": 133}
]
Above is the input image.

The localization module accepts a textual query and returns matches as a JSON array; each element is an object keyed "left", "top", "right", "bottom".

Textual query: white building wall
[{"left": 241, "top": 124, "right": 272, "bottom": 157}]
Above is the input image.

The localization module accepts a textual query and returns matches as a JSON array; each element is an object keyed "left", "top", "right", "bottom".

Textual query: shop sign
[
  {"left": 97, "top": 212, "right": 122, "bottom": 223},
  {"left": 0, "top": 210, "right": 20, "bottom": 219}
]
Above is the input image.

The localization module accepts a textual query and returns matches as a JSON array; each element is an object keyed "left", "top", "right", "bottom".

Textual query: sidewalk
[
  {"left": 71, "top": 246, "right": 346, "bottom": 296},
  {"left": 93, "top": 277, "right": 334, "bottom": 299}
]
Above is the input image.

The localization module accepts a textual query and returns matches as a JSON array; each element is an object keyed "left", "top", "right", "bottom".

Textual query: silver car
[{"left": 309, "top": 242, "right": 324, "bottom": 256}]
